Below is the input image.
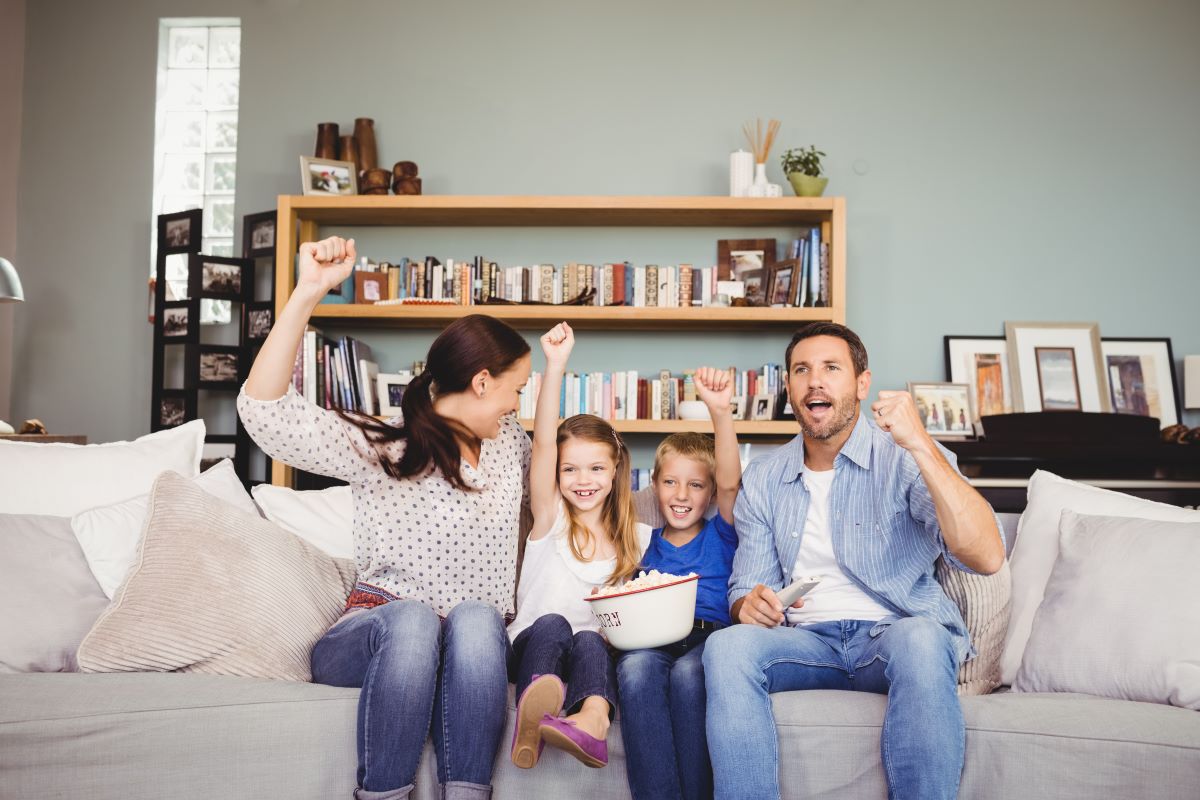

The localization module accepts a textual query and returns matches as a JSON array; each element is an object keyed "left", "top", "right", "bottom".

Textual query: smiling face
[
  {"left": 464, "top": 353, "right": 532, "bottom": 440},
  {"left": 558, "top": 436, "right": 618, "bottom": 514},
  {"left": 786, "top": 335, "right": 871, "bottom": 442},
  {"left": 654, "top": 454, "right": 714, "bottom": 536}
]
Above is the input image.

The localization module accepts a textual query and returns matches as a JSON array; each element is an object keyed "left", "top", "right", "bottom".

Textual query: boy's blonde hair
[
  {"left": 556, "top": 414, "right": 642, "bottom": 585},
  {"left": 651, "top": 432, "right": 716, "bottom": 483}
]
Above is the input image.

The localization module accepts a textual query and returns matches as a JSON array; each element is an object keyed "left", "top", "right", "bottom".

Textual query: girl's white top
[{"left": 508, "top": 497, "right": 651, "bottom": 639}]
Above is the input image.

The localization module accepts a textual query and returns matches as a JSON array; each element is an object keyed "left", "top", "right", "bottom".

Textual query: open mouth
[
  {"left": 669, "top": 504, "right": 693, "bottom": 518},
  {"left": 574, "top": 489, "right": 599, "bottom": 499},
  {"left": 804, "top": 397, "right": 834, "bottom": 417}
]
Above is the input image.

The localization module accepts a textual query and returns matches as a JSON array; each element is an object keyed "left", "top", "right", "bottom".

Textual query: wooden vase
[
  {"left": 392, "top": 161, "right": 421, "bottom": 194},
  {"left": 360, "top": 168, "right": 391, "bottom": 195},
  {"left": 314, "top": 122, "right": 339, "bottom": 159},
  {"left": 339, "top": 135, "right": 360, "bottom": 174},
  {"left": 353, "top": 118, "right": 378, "bottom": 172}
]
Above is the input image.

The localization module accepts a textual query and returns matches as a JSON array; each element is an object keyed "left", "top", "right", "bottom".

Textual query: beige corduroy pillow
[
  {"left": 77, "top": 471, "right": 356, "bottom": 682},
  {"left": 936, "top": 557, "right": 1012, "bottom": 696}
]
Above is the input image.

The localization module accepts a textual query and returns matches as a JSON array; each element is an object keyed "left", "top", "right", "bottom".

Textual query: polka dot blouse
[{"left": 238, "top": 384, "right": 531, "bottom": 618}]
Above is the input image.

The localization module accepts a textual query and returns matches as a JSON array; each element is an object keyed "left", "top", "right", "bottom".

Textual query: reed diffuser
[{"left": 743, "top": 118, "right": 781, "bottom": 197}]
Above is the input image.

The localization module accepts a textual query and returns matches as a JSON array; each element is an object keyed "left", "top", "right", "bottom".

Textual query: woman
[{"left": 238, "top": 235, "right": 533, "bottom": 800}]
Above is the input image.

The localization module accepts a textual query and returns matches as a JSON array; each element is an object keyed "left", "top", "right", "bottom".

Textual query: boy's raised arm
[{"left": 694, "top": 366, "right": 740, "bottom": 524}]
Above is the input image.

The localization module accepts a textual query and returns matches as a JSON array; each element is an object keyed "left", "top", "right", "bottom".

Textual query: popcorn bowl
[{"left": 584, "top": 574, "right": 699, "bottom": 650}]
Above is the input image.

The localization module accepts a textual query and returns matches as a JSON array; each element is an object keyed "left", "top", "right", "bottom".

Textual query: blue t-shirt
[{"left": 642, "top": 514, "right": 738, "bottom": 626}]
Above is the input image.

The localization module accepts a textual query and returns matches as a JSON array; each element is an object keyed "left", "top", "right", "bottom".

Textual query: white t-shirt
[
  {"left": 508, "top": 498, "right": 652, "bottom": 639},
  {"left": 785, "top": 468, "right": 893, "bottom": 626}
]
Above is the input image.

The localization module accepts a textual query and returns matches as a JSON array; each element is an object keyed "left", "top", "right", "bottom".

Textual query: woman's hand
[
  {"left": 296, "top": 236, "right": 357, "bottom": 299},
  {"left": 540, "top": 322, "right": 575, "bottom": 369}
]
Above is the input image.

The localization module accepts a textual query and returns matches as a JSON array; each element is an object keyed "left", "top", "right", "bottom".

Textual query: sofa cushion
[
  {"left": 71, "top": 459, "right": 260, "bottom": 598},
  {"left": 936, "top": 557, "right": 1011, "bottom": 695},
  {"left": 76, "top": 471, "right": 356, "bottom": 681},
  {"left": 1002, "top": 470, "right": 1200, "bottom": 685},
  {"left": 250, "top": 483, "right": 354, "bottom": 559},
  {"left": 0, "top": 514, "right": 108, "bottom": 672},
  {"left": 1015, "top": 511, "right": 1200, "bottom": 709},
  {"left": 0, "top": 420, "right": 205, "bottom": 516}
]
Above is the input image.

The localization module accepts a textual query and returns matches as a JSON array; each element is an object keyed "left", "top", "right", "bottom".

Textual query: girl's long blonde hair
[{"left": 556, "top": 415, "right": 642, "bottom": 585}]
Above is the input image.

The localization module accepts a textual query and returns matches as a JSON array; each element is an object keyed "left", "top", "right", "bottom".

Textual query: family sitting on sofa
[{"left": 235, "top": 235, "right": 1005, "bottom": 800}]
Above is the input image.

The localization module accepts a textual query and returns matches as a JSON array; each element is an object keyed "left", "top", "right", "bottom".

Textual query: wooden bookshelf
[{"left": 517, "top": 419, "right": 798, "bottom": 436}]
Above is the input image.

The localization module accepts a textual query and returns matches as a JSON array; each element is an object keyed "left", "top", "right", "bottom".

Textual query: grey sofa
[{"left": 3, "top": 517, "right": 1199, "bottom": 800}]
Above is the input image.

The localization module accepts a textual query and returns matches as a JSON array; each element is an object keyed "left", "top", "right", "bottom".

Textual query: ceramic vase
[
  {"left": 353, "top": 118, "right": 378, "bottom": 172},
  {"left": 314, "top": 122, "right": 339, "bottom": 159}
]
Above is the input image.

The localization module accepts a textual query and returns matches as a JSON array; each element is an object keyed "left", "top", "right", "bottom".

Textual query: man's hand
[
  {"left": 694, "top": 366, "right": 734, "bottom": 416},
  {"left": 737, "top": 584, "right": 803, "bottom": 627},
  {"left": 540, "top": 322, "right": 574, "bottom": 369},
  {"left": 296, "top": 236, "right": 356, "bottom": 297},
  {"left": 870, "top": 390, "right": 934, "bottom": 454}
]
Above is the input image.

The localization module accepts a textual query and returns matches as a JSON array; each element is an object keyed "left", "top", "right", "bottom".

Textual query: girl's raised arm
[{"left": 528, "top": 322, "right": 574, "bottom": 539}]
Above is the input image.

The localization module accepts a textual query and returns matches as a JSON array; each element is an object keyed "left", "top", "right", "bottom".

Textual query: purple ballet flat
[
  {"left": 510, "top": 674, "right": 565, "bottom": 769},
  {"left": 537, "top": 714, "right": 609, "bottom": 768}
]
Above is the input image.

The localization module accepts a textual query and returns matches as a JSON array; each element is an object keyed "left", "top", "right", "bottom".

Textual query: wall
[
  {"left": 13, "top": 0, "right": 1200, "bottom": 449},
  {"left": 0, "top": 0, "right": 25, "bottom": 423}
]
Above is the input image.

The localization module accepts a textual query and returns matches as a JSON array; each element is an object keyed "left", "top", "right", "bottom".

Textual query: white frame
[
  {"left": 1005, "top": 321, "right": 1110, "bottom": 413},
  {"left": 300, "top": 156, "right": 358, "bottom": 197},
  {"left": 730, "top": 395, "right": 749, "bottom": 420},
  {"left": 907, "top": 382, "right": 976, "bottom": 441},
  {"left": 1100, "top": 338, "right": 1179, "bottom": 428},
  {"left": 944, "top": 336, "right": 1014, "bottom": 422},
  {"left": 377, "top": 371, "right": 413, "bottom": 416},
  {"left": 750, "top": 393, "right": 777, "bottom": 421}
]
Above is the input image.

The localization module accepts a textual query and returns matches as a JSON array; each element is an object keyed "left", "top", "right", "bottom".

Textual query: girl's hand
[
  {"left": 540, "top": 322, "right": 574, "bottom": 368},
  {"left": 694, "top": 366, "right": 734, "bottom": 415},
  {"left": 296, "top": 236, "right": 357, "bottom": 297}
]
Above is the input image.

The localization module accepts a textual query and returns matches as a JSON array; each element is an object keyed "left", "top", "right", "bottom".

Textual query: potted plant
[{"left": 780, "top": 146, "right": 828, "bottom": 197}]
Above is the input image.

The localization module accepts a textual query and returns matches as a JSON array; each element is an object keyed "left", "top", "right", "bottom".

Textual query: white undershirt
[{"left": 785, "top": 468, "right": 892, "bottom": 626}]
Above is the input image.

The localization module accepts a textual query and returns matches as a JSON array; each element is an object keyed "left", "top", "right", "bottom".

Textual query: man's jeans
[
  {"left": 311, "top": 600, "right": 510, "bottom": 799},
  {"left": 704, "top": 617, "right": 964, "bottom": 800},
  {"left": 617, "top": 626, "right": 718, "bottom": 800}
]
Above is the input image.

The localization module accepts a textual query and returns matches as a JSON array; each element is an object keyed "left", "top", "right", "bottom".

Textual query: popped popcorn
[{"left": 593, "top": 569, "right": 697, "bottom": 597}]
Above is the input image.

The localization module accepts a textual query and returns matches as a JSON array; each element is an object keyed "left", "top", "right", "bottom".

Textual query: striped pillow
[
  {"left": 936, "top": 557, "right": 1011, "bottom": 696},
  {"left": 77, "top": 471, "right": 355, "bottom": 681}
]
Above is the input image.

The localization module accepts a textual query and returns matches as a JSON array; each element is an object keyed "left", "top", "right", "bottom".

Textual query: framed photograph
[
  {"left": 245, "top": 306, "right": 273, "bottom": 340},
  {"left": 162, "top": 305, "right": 190, "bottom": 338},
  {"left": 944, "top": 335, "right": 1014, "bottom": 422},
  {"left": 1100, "top": 337, "right": 1179, "bottom": 428},
  {"left": 1005, "top": 321, "right": 1110, "bottom": 413},
  {"left": 717, "top": 238, "right": 776, "bottom": 281},
  {"left": 200, "top": 259, "right": 243, "bottom": 298},
  {"left": 300, "top": 156, "right": 357, "bottom": 196},
  {"left": 241, "top": 210, "right": 277, "bottom": 259},
  {"left": 377, "top": 371, "right": 413, "bottom": 416},
  {"left": 198, "top": 347, "right": 240, "bottom": 386},
  {"left": 907, "top": 382, "right": 976, "bottom": 440},
  {"left": 750, "top": 393, "right": 777, "bottom": 421},
  {"left": 767, "top": 262, "right": 795, "bottom": 307},
  {"left": 355, "top": 271, "right": 386, "bottom": 304},
  {"left": 157, "top": 208, "right": 202, "bottom": 254},
  {"left": 200, "top": 442, "right": 238, "bottom": 472},
  {"left": 730, "top": 395, "right": 749, "bottom": 420},
  {"left": 159, "top": 394, "right": 188, "bottom": 428}
]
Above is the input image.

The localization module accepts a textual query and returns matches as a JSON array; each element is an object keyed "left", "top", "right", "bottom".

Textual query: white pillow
[
  {"left": 0, "top": 420, "right": 206, "bottom": 516},
  {"left": 250, "top": 483, "right": 354, "bottom": 559},
  {"left": 71, "top": 460, "right": 259, "bottom": 598},
  {"left": 1002, "top": 470, "right": 1200, "bottom": 685},
  {"left": 1014, "top": 510, "right": 1200, "bottom": 709}
]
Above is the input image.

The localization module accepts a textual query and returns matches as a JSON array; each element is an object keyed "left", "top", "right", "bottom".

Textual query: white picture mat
[
  {"left": 946, "top": 338, "right": 1013, "bottom": 420},
  {"left": 1006, "top": 324, "right": 1108, "bottom": 413},
  {"left": 1100, "top": 339, "right": 1178, "bottom": 427}
]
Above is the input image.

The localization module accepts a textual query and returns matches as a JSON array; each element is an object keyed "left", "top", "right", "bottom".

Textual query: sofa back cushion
[
  {"left": 936, "top": 557, "right": 1011, "bottom": 695},
  {"left": 0, "top": 421, "right": 205, "bottom": 516},
  {"left": 77, "top": 471, "right": 356, "bottom": 682},
  {"left": 250, "top": 483, "right": 354, "bottom": 559}
]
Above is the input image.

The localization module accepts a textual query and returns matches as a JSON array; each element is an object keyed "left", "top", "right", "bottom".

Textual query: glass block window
[{"left": 152, "top": 19, "right": 240, "bottom": 324}]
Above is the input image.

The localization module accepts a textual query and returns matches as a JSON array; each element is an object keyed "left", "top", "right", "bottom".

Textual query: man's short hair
[
  {"left": 651, "top": 432, "right": 715, "bottom": 483},
  {"left": 785, "top": 322, "right": 869, "bottom": 376}
]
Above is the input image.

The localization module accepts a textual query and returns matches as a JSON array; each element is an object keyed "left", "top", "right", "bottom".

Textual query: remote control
[{"left": 776, "top": 575, "right": 822, "bottom": 607}]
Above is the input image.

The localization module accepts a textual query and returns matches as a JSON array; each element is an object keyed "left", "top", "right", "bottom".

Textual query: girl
[
  {"left": 506, "top": 322, "right": 651, "bottom": 771},
  {"left": 239, "top": 235, "right": 533, "bottom": 800}
]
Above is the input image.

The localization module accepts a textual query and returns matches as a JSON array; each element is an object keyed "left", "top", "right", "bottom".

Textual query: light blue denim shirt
[{"left": 730, "top": 412, "right": 1003, "bottom": 663}]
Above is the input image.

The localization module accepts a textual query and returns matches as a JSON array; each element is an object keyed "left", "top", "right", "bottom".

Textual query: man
[{"left": 704, "top": 322, "right": 1005, "bottom": 800}]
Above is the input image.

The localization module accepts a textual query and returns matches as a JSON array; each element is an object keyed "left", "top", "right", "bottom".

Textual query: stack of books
[{"left": 291, "top": 326, "right": 380, "bottom": 415}]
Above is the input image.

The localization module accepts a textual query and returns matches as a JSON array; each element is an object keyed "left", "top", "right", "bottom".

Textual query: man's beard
[{"left": 794, "top": 391, "right": 859, "bottom": 441}]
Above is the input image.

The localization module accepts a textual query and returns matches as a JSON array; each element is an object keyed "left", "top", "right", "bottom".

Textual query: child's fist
[
  {"left": 694, "top": 366, "right": 734, "bottom": 413},
  {"left": 540, "top": 322, "right": 575, "bottom": 365}
]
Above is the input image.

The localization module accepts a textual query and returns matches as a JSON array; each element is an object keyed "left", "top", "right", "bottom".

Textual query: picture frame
[
  {"left": 157, "top": 208, "right": 202, "bottom": 254},
  {"left": 158, "top": 391, "right": 192, "bottom": 429},
  {"left": 730, "top": 395, "right": 749, "bottom": 420},
  {"left": 767, "top": 261, "right": 796, "bottom": 307},
  {"left": 355, "top": 271, "right": 386, "bottom": 304},
  {"left": 194, "top": 255, "right": 246, "bottom": 300},
  {"left": 241, "top": 209, "right": 277, "bottom": 259},
  {"left": 943, "top": 335, "right": 1014, "bottom": 422},
  {"left": 377, "top": 371, "right": 413, "bottom": 416},
  {"left": 907, "top": 382, "right": 976, "bottom": 440},
  {"left": 245, "top": 305, "right": 273, "bottom": 340},
  {"left": 1100, "top": 337, "right": 1179, "bottom": 428},
  {"left": 162, "top": 304, "right": 190, "bottom": 339},
  {"left": 197, "top": 346, "right": 241, "bottom": 387},
  {"left": 1004, "top": 321, "right": 1110, "bottom": 413},
  {"left": 750, "top": 393, "right": 777, "bottom": 421},
  {"left": 300, "top": 156, "right": 357, "bottom": 196},
  {"left": 717, "top": 238, "right": 776, "bottom": 281}
]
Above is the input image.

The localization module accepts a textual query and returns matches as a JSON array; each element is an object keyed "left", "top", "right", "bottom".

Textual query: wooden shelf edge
[{"left": 367, "top": 417, "right": 796, "bottom": 435}]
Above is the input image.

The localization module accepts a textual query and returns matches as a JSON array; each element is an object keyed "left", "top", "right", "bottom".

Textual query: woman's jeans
[
  {"left": 509, "top": 613, "right": 618, "bottom": 717},
  {"left": 311, "top": 599, "right": 511, "bottom": 798},
  {"left": 703, "top": 617, "right": 964, "bottom": 800},
  {"left": 617, "top": 625, "right": 719, "bottom": 800}
]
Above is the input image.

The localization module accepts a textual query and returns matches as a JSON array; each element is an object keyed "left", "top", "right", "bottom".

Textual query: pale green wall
[{"left": 12, "top": 0, "right": 1200, "bottom": 451}]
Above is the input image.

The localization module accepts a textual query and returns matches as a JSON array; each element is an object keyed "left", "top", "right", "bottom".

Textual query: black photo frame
[
  {"left": 242, "top": 209, "right": 277, "bottom": 259},
  {"left": 157, "top": 208, "right": 203, "bottom": 255}
]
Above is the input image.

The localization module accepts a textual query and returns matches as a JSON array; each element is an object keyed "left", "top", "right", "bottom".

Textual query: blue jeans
[
  {"left": 311, "top": 600, "right": 511, "bottom": 798},
  {"left": 617, "top": 626, "right": 718, "bottom": 800},
  {"left": 703, "top": 617, "right": 964, "bottom": 800},
  {"left": 509, "top": 613, "right": 617, "bottom": 717}
]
